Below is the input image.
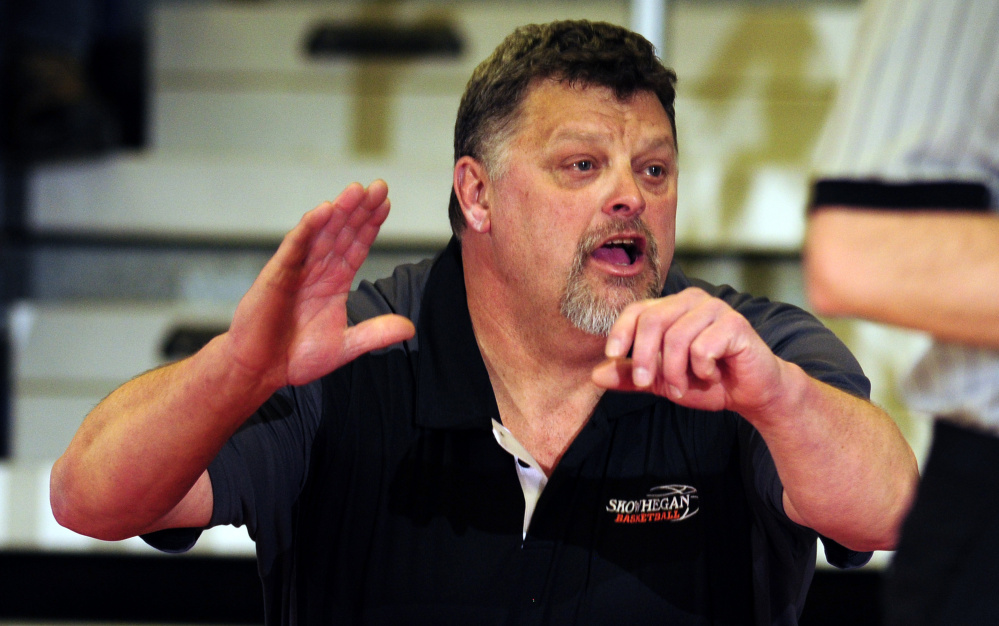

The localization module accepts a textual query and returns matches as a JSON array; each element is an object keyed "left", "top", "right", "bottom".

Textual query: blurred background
[{"left": 0, "top": 0, "right": 931, "bottom": 623}]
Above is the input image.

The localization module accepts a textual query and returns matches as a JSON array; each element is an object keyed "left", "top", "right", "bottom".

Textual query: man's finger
[
  {"left": 592, "top": 357, "right": 639, "bottom": 391},
  {"left": 657, "top": 300, "right": 728, "bottom": 393},
  {"left": 604, "top": 301, "right": 646, "bottom": 358},
  {"left": 340, "top": 314, "right": 416, "bottom": 365}
]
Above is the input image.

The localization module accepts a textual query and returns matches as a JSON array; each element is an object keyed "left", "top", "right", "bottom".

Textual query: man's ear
[{"left": 453, "top": 156, "right": 492, "bottom": 234}]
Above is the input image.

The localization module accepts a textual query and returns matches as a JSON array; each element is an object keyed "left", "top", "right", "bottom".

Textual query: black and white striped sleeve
[{"left": 810, "top": 0, "right": 999, "bottom": 210}]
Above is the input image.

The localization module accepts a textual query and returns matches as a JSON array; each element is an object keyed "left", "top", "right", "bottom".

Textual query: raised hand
[
  {"left": 225, "top": 180, "right": 415, "bottom": 392},
  {"left": 50, "top": 181, "right": 416, "bottom": 540},
  {"left": 591, "top": 287, "right": 785, "bottom": 416}
]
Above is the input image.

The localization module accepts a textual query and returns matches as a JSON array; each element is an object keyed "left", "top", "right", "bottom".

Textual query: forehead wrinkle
[
  {"left": 510, "top": 83, "right": 676, "bottom": 162},
  {"left": 548, "top": 127, "right": 612, "bottom": 147},
  {"left": 542, "top": 102, "right": 674, "bottom": 152},
  {"left": 545, "top": 125, "right": 676, "bottom": 162}
]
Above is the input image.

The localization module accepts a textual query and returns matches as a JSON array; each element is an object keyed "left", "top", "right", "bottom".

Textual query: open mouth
[{"left": 591, "top": 236, "right": 645, "bottom": 266}]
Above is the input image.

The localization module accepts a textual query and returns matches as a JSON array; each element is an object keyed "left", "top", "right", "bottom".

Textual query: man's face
[{"left": 485, "top": 80, "right": 679, "bottom": 336}]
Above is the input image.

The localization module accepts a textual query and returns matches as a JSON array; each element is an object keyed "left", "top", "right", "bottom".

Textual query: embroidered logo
[{"left": 606, "top": 484, "right": 699, "bottom": 524}]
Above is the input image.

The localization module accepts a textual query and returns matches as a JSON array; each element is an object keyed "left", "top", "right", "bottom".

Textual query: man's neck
[{"left": 466, "top": 274, "right": 608, "bottom": 475}]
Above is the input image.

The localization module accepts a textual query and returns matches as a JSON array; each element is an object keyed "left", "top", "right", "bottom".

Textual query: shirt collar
[
  {"left": 414, "top": 237, "right": 499, "bottom": 430},
  {"left": 414, "top": 237, "right": 691, "bottom": 429}
]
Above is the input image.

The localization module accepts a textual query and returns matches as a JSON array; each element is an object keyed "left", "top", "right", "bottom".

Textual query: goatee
[{"left": 560, "top": 219, "right": 666, "bottom": 336}]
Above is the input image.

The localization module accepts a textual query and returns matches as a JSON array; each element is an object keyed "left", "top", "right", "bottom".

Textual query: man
[
  {"left": 52, "top": 20, "right": 916, "bottom": 625},
  {"left": 803, "top": 1, "right": 999, "bottom": 624}
]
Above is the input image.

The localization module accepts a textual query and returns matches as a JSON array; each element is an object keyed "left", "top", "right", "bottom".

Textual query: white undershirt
[{"left": 491, "top": 419, "right": 549, "bottom": 539}]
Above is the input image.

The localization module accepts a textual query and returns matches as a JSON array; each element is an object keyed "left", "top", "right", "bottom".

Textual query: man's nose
[{"left": 602, "top": 166, "right": 646, "bottom": 218}]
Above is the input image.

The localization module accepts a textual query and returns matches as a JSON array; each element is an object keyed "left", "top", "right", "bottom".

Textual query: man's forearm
[
  {"left": 50, "top": 333, "right": 274, "bottom": 540},
  {"left": 805, "top": 208, "right": 999, "bottom": 347},
  {"left": 745, "top": 360, "right": 918, "bottom": 552}
]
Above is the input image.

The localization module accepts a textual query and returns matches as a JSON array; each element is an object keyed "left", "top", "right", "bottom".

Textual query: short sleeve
[
  {"left": 141, "top": 527, "right": 203, "bottom": 553},
  {"left": 811, "top": 0, "right": 999, "bottom": 199},
  {"left": 141, "top": 380, "right": 324, "bottom": 557},
  {"left": 715, "top": 281, "right": 875, "bottom": 569},
  {"left": 742, "top": 418, "right": 872, "bottom": 571}
]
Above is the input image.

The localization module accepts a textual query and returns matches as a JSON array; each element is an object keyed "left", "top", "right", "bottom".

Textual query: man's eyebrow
[{"left": 639, "top": 135, "right": 677, "bottom": 153}]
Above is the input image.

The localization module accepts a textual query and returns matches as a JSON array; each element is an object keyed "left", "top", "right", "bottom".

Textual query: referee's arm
[{"left": 804, "top": 206, "right": 999, "bottom": 348}]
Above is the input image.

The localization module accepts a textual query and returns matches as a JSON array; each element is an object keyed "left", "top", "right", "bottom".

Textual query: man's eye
[
  {"left": 646, "top": 164, "right": 664, "bottom": 177},
  {"left": 573, "top": 160, "right": 594, "bottom": 172}
]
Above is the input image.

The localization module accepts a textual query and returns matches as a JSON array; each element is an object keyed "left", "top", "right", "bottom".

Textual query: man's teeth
[{"left": 594, "top": 238, "right": 640, "bottom": 265}]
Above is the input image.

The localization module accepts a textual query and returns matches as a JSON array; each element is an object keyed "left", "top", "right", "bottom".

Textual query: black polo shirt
[{"left": 146, "top": 238, "right": 871, "bottom": 625}]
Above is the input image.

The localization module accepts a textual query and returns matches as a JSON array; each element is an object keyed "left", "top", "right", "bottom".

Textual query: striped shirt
[{"left": 810, "top": 0, "right": 999, "bottom": 431}]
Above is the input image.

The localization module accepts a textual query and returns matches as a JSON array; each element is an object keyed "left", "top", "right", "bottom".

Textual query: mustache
[{"left": 576, "top": 217, "right": 659, "bottom": 261}]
